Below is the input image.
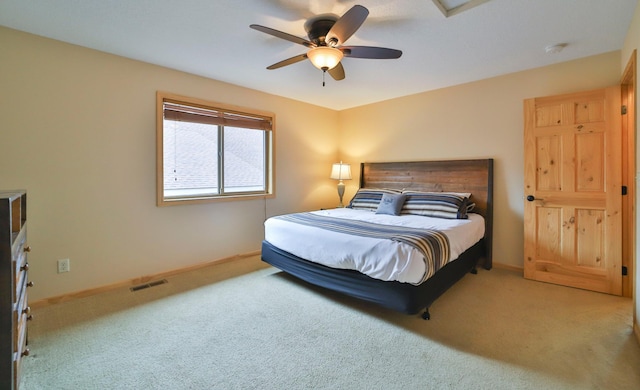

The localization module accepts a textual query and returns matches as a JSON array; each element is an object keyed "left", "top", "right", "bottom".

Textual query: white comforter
[{"left": 264, "top": 208, "right": 485, "bottom": 284}]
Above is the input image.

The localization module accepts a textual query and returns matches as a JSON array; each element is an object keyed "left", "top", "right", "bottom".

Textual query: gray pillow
[
  {"left": 348, "top": 188, "right": 402, "bottom": 211},
  {"left": 375, "top": 193, "right": 407, "bottom": 216}
]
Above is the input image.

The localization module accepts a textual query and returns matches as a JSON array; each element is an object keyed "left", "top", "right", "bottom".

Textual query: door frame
[{"left": 621, "top": 50, "right": 636, "bottom": 327}]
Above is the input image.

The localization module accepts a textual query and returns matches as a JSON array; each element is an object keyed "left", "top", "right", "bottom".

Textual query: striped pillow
[
  {"left": 348, "top": 188, "right": 402, "bottom": 211},
  {"left": 401, "top": 191, "right": 471, "bottom": 219}
]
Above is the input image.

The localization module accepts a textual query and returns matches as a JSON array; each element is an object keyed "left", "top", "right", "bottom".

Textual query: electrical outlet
[{"left": 57, "top": 258, "right": 70, "bottom": 273}]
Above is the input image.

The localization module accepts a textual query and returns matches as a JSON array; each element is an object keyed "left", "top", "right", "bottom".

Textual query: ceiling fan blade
[
  {"left": 325, "top": 5, "right": 369, "bottom": 46},
  {"left": 328, "top": 62, "right": 345, "bottom": 81},
  {"left": 341, "top": 46, "right": 402, "bottom": 59},
  {"left": 250, "top": 24, "right": 316, "bottom": 48},
  {"left": 266, "top": 54, "right": 308, "bottom": 70}
]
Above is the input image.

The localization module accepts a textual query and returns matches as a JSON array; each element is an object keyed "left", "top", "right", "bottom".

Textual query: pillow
[
  {"left": 375, "top": 193, "right": 407, "bottom": 216},
  {"left": 348, "top": 188, "right": 402, "bottom": 211},
  {"left": 400, "top": 191, "right": 471, "bottom": 219}
]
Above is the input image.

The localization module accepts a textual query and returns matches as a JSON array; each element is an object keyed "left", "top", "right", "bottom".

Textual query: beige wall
[
  {"left": 0, "top": 27, "right": 339, "bottom": 300},
  {"left": 1, "top": 18, "right": 635, "bottom": 308},
  {"left": 338, "top": 52, "right": 622, "bottom": 270},
  {"left": 621, "top": 0, "right": 640, "bottom": 341}
]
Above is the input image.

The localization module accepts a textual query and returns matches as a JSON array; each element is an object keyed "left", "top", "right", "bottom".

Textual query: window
[{"left": 156, "top": 92, "right": 274, "bottom": 206}]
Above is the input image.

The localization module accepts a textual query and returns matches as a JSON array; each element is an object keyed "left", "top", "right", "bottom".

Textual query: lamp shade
[
  {"left": 307, "top": 47, "right": 344, "bottom": 70},
  {"left": 330, "top": 162, "right": 352, "bottom": 180}
]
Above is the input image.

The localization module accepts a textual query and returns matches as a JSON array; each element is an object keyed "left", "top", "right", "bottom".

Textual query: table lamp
[{"left": 330, "top": 161, "right": 352, "bottom": 207}]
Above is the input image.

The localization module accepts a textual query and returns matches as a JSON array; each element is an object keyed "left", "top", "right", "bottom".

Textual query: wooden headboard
[{"left": 360, "top": 159, "right": 494, "bottom": 269}]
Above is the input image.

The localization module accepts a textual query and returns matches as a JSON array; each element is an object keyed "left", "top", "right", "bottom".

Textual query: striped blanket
[{"left": 273, "top": 212, "right": 450, "bottom": 283}]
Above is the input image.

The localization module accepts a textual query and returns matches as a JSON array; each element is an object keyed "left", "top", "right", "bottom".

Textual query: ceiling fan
[{"left": 250, "top": 5, "right": 402, "bottom": 84}]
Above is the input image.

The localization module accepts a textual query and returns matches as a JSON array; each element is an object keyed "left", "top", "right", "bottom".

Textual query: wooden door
[{"left": 524, "top": 87, "right": 622, "bottom": 295}]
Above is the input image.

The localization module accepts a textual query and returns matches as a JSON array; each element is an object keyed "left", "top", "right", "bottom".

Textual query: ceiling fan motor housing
[{"left": 304, "top": 15, "right": 338, "bottom": 46}]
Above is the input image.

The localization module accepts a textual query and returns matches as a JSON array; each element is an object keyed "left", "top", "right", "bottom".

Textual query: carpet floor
[{"left": 20, "top": 255, "right": 640, "bottom": 389}]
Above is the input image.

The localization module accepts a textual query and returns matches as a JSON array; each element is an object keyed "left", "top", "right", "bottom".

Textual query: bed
[{"left": 261, "top": 159, "right": 493, "bottom": 319}]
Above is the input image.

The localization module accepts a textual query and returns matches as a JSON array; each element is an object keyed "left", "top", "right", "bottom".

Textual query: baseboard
[
  {"left": 30, "top": 250, "right": 261, "bottom": 309},
  {"left": 491, "top": 262, "right": 524, "bottom": 273},
  {"left": 635, "top": 321, "right": 640, "bottom": 346}
]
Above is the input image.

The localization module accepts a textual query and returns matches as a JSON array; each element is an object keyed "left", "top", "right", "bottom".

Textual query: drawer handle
[
  {"left": 24, "top": 246, "right": 31, "bottom": 253},
  {"left": 27, "top": 281, "right": 34, "bottom": 288},
  {"left": 23, "top": 306, "right": 31, "bottom": 315},
  {"left": 21, "top": 262, "right": 29, "bottom": 271},
  {"left": 22, "top": 348, "right": 30, "bottom": 357}
]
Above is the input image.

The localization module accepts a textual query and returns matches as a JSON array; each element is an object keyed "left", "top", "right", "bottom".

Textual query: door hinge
[
  {"left": 622, "top": 105, "right": 627, "bottom": 115},
  {"left": 622, "top": 266, "right": 628, "bottom": 276},
  {"left": 622, "top": 186, "right": 628, "bottom": 195}
]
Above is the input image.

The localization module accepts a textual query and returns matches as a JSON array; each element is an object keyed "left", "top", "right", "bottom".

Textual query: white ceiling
[{"left": 0, "top": 0, "right": 637, "bottom": 110}]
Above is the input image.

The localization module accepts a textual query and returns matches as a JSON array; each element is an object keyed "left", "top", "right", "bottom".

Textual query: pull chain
[{"left": 321, "top": 66, "right": 328, "bottom": 87}]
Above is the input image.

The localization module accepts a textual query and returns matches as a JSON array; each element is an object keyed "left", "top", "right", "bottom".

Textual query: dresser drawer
[
  {"left": 13, "top": 259, "right": 26, "bottom": 305},
  {"left": 13, "top": 319, "right": 27, "bottom": 389},
  {"left": 11, "top": 227, "right": 26, "bottom": 265},
  {"left": 13, "top": 279, "right": 28, "bottom": 380},
  {"left": 15, "top": 310, "right": 28, "bottom": 358},
  {"left": 14, "top": 277, "right": 28, "bottom": 341},
  {"left": 12, "top": 230, "right": 28, "bottom": 305}
]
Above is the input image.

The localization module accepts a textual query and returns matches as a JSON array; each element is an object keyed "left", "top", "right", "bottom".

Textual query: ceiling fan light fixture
[{"left": 307, "top": 46, "right": 343, "bottom": 70}]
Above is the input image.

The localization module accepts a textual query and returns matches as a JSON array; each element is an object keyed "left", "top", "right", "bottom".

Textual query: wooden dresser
[{"left": 0, "top": 191, "right": 31, "bottom": 389}]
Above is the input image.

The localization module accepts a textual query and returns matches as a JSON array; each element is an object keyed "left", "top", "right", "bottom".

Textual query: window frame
[{"left": 156, "top": 91, "right": 275, "bottom": 206}]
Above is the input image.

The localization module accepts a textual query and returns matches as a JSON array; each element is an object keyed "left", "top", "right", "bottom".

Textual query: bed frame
[{"left": 261, "top": 159, "right": 494, "bottom": 319}]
